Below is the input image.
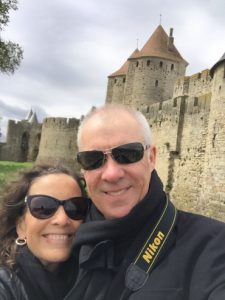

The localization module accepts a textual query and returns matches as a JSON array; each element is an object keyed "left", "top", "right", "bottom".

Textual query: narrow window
[
  {"left": 123, "top": 77, "right": 126, "bottom": 83},
  {"left": 147, "top": 60, "right": 151, "bottom": 66},
  {"left": 171, "top": 64, "right": 174, "bottom": 70},
  {"left": 136, "top": 61, "right": 139, "bottom": 67},
  {"left": 160, "top": 61, "right": 163, "bottom": 68},
  {"left": 155, "top": 80, "right": 159, "bottom": 87},
  {"left": 114, "top": 79, "right": 117, "bottom": 84},
  {"left": 173, "top": 98, "right": 177, "bottom": 107},
  {"left": 194, "top": 97, "right": 198, "bottom": 106}
]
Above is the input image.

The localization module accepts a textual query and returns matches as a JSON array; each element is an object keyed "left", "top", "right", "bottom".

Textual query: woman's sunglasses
[
  {"left": 25, "top": 194, "right": 89, "bottom": 220},
  {"left": 77, "top": 142, "right": 150, "bottom": 170}
]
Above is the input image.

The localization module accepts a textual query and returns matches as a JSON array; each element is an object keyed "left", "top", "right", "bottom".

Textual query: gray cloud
[
  {"left": 0, "top": 99, "right": 28, "bottom": 119},
  {"left": 0, "top": 0, "right": 224, "bottom": 124}
]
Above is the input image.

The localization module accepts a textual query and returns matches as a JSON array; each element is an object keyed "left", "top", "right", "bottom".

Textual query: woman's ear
[{"left": 16, "top": 216, "right": 26, "bottom": 237}]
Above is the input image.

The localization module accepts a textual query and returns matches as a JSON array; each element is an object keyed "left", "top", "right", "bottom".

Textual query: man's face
[{"left": 80, "top": 110, "right": 156, "bottom": 220}]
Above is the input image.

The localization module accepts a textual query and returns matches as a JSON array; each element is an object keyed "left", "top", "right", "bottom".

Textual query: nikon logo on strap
[
  {"left": 124, "top": 196, "right": 177, "bottom": 293},
  {"left": 142, "top": 231, "right": 165, "bottom": 264}
]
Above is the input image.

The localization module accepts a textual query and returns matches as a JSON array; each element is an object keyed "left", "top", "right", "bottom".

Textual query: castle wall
[
  {"left": 199, "top": 63, "right": 225, "bottom": 221},
  {"left": 141, "top": 93, "right": 212, "bottom": 217},
  {"left": 143, "top": 96, "right": 185, "bottom": 187},
  {"left": 173, "top": 70, "right": 212, "bottom": 98},
  {"left": 27, "top": 126, "right": 42, "bottom": 161},
  {"left": 36, "top": 117, "right": 79, "bottom": 169},
  {"left": 0, "top": 120, "right": 41, "bottom": 162},
  {"left": 170, "top": 93, "right": 211, "bottom": 213}
]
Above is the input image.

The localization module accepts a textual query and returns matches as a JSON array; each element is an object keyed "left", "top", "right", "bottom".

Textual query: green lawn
[{"left": 0, "top": 161, "right": 33, "bottom": 190}]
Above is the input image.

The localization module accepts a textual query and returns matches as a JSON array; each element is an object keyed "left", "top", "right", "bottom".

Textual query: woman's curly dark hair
[{"left": 0, "top": 164, "right": 87, "bottom": 269}]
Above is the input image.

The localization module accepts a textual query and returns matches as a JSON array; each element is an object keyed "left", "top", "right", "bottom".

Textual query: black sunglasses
[
  {"left": 25, "top": 194, "right": 89, "bottom": 220},
  {"left": 77, "top": 142, "right": 150, "bottom": 171}
]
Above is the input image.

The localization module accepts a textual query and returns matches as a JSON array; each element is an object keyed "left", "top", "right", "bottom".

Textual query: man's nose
[{"left": 101, "top": 155, "right": 124, "bottom": 182}]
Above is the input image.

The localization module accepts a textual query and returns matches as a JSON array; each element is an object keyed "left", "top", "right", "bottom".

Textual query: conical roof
[
  {"left": 25, "top": 109, "right": 33, "bottom": 121},
  {"left": 138, "top": 25, "right": 188, "bottom": 65},
  {"left": 210, "top": 52, "right": 225, "bottom": 77},
  {"left": 108, "top": 48, "right": 140, "bottom": 77},
  {"left": 28, "top": 112, "right": 38, "bottom": 124}
]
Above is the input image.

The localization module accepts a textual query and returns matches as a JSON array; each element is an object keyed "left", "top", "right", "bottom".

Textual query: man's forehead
[{"left": 84, "top": 109, "right": 137, "bottom": 128}]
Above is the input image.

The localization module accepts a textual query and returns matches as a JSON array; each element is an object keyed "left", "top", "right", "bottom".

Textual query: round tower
[
  {"left": 36, "top": 117, "right": 80, "bottom": 169},
  {"left": 123, "top": 26, "right": 188, "bottom": 109},
  {"left": 106, "top": 49, "right": 139, "bottom": 104}
]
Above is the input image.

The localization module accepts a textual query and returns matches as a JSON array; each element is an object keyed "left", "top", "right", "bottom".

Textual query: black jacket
[
  {"left": 0, "top": 267, "right": 28, "bottom": 300},
  {"left": 65, "top": 171, "right": 225, "bottom": 300},
  {"left": 0, "top": 247, "right": 78, "bottom": 300}
]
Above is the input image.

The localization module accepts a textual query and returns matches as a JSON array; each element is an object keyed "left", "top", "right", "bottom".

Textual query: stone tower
[
  {"left": 36, "top": 117, "right": 80, "bottom": 169},
  {"left": 106, "top": 48, "right": 139, "bottom": 104},
  {"left": 199, "top": 53, "right": 225, "bottom": 219},
  {"left": 106, "top": 25, "right": 188, "bottom": 109}
]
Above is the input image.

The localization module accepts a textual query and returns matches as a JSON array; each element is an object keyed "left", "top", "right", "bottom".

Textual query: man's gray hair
[{"left": 77, "top": 104, "right": 152, "bottom": 149}]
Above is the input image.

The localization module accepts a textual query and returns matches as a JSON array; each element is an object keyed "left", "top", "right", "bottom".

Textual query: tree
[{"left": 0, "top": 0, "right": 23, "bottom": 74}]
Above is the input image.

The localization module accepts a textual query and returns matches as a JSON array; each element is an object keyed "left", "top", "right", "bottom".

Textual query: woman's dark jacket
[
  {"left": 65, "top": 170, "right": 225, "bottom": 300},
  {"left": 0, "top": 247, "right": 77, "bottom": 300}
]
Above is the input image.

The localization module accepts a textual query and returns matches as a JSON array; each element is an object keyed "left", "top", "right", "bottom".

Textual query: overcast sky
[{"left": 0, "top": 0, "right": 225, "bottom": 140}]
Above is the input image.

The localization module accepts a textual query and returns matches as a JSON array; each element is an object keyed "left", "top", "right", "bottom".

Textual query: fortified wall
[
  {"left": 0, "top": 110, "right": 41, "bottom": 162},
  {"left": 1, "top": 25, "right": 225, "bottom": 221},
  {"left": 105, "top": 25, "right": 225, "bottom": 221}
]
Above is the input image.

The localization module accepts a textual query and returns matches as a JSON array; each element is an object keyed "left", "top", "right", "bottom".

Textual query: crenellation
[{"left": 188, "top": 70, "right": 212, "bottom": 97}]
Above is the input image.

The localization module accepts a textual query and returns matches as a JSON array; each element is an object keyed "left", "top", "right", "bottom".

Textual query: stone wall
[
  {"left": 199, "top": 63, "right": 225, "bottom": 221},
  {"left": 0, "top": 120, "right": 42, "bottom": 162}
]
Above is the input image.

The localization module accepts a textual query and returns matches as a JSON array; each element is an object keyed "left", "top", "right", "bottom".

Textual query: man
[{"left": 67, "top": 104, "right": 225, "bottom": 300}]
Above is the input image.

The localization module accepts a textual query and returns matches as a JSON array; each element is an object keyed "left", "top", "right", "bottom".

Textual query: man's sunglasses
[
  {"left": 77, "top": 142, "right": 150, "bottom": 171},
  {"left": 25, "top": 194, "right": 89, "bottom": 220}
]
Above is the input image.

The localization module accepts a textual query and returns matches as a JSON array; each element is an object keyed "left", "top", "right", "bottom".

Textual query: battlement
[
  {"left": 141, "top": 97, "right": 183, "bottom": 124},
  {"left": 43, "top": 117, "right": 80, "bottom": 129},
  {"left": 173, "top": 69, "right": 212, "bottom": 98}
]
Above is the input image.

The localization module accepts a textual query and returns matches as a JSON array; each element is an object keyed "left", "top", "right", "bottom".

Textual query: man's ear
[{"left": 149, "top": 145, "right": 156, "bottom": 170}]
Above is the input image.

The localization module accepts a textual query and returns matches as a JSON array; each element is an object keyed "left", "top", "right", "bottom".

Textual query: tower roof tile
[
  {"left": 138, "top": 25, "right": 188, "bottom": 65},
  {"left": 108, "top": 48, "right": 140, "bottom": 77}
]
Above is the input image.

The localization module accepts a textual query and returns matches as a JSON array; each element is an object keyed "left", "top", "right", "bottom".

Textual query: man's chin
[{"left": 103, "top": 205, "right": 133, "bottom": 220}]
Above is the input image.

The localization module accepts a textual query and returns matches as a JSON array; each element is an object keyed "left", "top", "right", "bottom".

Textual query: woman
[{"left": 0, "top": 164, "right": 89, "bottom": 300}]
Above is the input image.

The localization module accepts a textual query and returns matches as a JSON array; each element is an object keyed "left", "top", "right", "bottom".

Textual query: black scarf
[
  {"left": 67, "top": 171, "right": 178, "bottom": 300},
  {"left": 15, "top": 246, "right": 78, "bottom": 300},
  {"left": 74, "top": 170, "right": 166, "bottom": 269}
]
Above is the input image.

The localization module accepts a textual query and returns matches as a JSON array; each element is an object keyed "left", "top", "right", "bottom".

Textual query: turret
[{"left": 105, "top": 25, "right": 188, "bottom": 109}]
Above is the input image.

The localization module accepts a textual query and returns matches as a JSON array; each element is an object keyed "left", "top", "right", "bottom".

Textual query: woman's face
[{"left": 17, "top": 173, "right": 83, "bottom": 271}]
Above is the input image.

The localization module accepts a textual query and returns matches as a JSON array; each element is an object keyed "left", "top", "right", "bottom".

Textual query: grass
[{"left": 0, "top": 161, "right": 33, "bottom": 190}]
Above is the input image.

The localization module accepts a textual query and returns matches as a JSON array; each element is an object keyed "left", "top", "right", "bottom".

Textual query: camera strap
[{"left": 120, "top": 196, "right": 177, "bottom": 299}]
